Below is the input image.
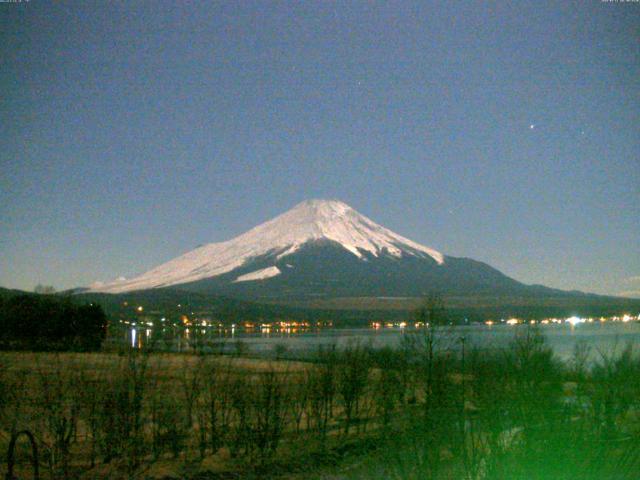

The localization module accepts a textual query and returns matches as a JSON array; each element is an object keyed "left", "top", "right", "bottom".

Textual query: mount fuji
[{"left": 91, "top": 199, "right": 569, "bottom": 302}]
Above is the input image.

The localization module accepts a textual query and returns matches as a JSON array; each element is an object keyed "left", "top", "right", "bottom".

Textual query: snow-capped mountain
[
  {"left": 92, "top": 198, "right": 554, "bottom": 301},
  {"left": 92, "top": 199, "right": 445, "bottom": 294},
  {"left": 83, "top": 198, "right": 637, "bottom": 315}
]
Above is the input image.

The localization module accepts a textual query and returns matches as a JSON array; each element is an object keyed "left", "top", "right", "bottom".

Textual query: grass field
[{"left": 1, "top": 327, "right": 639, "bottom": 479}]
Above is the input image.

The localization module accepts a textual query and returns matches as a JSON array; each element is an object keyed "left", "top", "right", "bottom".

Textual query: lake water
[{"left": 123, "top": 321, "right": 640, "bottom": 362}]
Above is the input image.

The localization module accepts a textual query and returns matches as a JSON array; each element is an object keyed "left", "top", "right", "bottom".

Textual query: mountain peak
[
  {"left": 289, "top": 198, "right": 354, "bottom": 218},
  {"left": 295, "top": 198, "right": 348, "bottom": 207},
  {"left": 91, "top": 199, "right": 443, "bottom": 293}
]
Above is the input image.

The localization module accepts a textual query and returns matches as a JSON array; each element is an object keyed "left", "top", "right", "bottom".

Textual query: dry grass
[{"left": 1, "top": 333, "right": 639, "bottom": 480}]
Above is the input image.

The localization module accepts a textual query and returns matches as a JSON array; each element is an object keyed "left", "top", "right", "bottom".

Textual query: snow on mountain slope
[
  {"left": 92, "top": 199, "right": 444, "bottom": 293},
  {"left": 233, "top": 266, "right": 282, "bottom": 283}
]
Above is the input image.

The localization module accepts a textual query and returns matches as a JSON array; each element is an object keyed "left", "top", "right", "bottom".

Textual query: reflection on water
[{"left": 111, "top": 321, "right": 640, "bottom": 361}]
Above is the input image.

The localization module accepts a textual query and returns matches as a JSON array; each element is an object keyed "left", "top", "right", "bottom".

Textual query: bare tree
[
  {"left": 305, "top": 346, "right": 337, "bottom": 447},
  {"left": 35, "top": 355, "right": 82, "bottom": 479},
  {"left": 336, "top": 341, "right": 370, "bottom": 435},
  {"left": 34, "top": 284, "right": 56, "bottom": 294},
  {"left": 250, "top": 368, "right": 289, "bottom": 465},
  {"left": 197, "top": 358, "right": 234, "bottom": 457}
]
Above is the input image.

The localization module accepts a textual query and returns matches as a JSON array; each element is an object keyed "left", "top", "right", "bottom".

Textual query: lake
[{"left": 121, "top": 320, "right": 640, "bottom": 362}]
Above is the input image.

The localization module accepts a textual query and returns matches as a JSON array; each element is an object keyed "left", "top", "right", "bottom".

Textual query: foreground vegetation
[{"left": 1, "top": 324, "right": 639, "bottom": 479}]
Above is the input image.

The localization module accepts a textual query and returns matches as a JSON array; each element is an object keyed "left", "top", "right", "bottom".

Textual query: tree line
[{"left": 0, "top": 293, "right": 107, "bottom": 351}]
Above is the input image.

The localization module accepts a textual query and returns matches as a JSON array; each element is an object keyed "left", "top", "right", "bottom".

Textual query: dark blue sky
[{"left": 1, "top": 1, "right": 639, "bottom": 296}]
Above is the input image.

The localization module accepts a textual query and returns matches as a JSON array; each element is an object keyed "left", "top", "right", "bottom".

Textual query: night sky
[{"left": 1, "top": 1, "right": 639, "bottom": 296}]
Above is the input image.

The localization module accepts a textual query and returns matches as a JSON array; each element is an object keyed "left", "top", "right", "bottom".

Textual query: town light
[{"left": 565, "top": 316, "right": 584, "bottom": 326}]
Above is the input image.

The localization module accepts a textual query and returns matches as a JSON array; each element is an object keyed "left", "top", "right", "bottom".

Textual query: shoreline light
[{"left": 565, "top": 316, "right": 585, "bottom": 326}]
